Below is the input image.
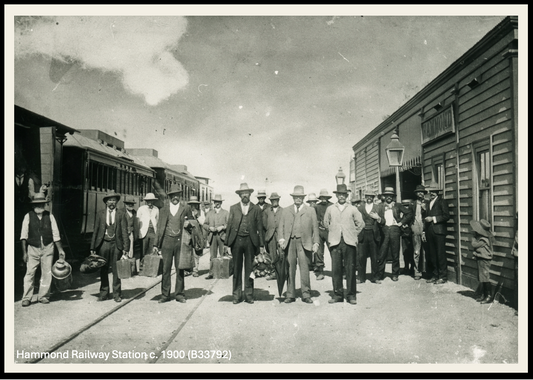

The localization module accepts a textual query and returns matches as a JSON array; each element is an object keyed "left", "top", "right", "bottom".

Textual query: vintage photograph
[{"left": 6, "top": 4, "right": 527, "bottom": 374}]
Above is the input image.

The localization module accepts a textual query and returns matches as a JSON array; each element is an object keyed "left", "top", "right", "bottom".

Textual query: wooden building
[{"left": 350, "top": 16, "right": 519, "bottom": 303}]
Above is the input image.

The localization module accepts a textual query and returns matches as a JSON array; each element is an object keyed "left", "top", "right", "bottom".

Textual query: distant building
[{"left": 195, "top": 176, "right": 213, "bottom": 204}]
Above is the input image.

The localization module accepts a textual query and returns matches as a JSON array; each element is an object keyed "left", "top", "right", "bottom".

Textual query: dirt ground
[{"left": 10, "top": 247, "right": 522, "bottom": 372}]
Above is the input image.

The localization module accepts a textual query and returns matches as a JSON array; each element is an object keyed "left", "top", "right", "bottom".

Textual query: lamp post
[
  {"left": 385, "top": 129, "right": 405, "bottom": 200},
  {"left": 335, "top": 167, "right": 346, "bottom": 186}
]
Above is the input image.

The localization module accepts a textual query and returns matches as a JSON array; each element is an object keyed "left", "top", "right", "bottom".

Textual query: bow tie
[{"left": 385, "top": 204, "right": 393, "bottom": 211}]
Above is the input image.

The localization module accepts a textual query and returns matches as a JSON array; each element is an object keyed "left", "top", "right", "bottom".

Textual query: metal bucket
[
  {"left": 53, "top": 273, "right": 73, "bottom": 292},
  {"left": 51, "top": 260, "right": 73, "bottom": 292}
]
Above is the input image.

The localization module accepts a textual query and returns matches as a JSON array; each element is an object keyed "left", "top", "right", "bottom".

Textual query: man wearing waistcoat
[
  {"left": 278, "top": 185, "right": 320, "bottom": 304},
  {"left": 376, "top": 187, "right": 413, "bottom": 282},
  {"left": 90, "top": 191, "right": 130, "bottom": 303},
  {"left": 123, "top": 196, "right": 139, "bottom": 268},
  {"left": 263, "top": 192, "right": 284, "bottom": 281},
  {"left": 423, "top": 184, "right": 450, "bottom": 284},
  {"left": 19, "top": 194, "right": 66, "bottom": 306},
  {"left": 357, "top": 191, "right": 385, "bottom": 284},
  {"left": 410, "top": 185, "right": 429, "bottom": 280},
  {"left": 225, "top": 183, "right": 266, "bottom": 304},
  {"left": 315, "top": 189, "right": 334, "bottom": 281},
  {"left": 153, "top": 186, "right": 193, "bottom": 303}
]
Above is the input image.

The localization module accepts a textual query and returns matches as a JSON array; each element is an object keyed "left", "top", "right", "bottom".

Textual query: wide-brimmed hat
[
  {"left": 364, "top": 190, "right": 376, "bottom": 198},
  {"left": 236, "top": 183, "right": 254, "bottom": 194},
  {"left": 103, "top": 191, "right": 121, "bottom": 203},
  {"left": 414, "top": 185, "right": 427, "bottom": 194},
  {"left": 204, "top": 201, "right": 212, "bottom": 205},
  {"left": 80, "top": 254, "right": 107, "bottom": 274},
  {"left": 257, "top": 190, "right": 267, "bottom": 198},
  {"left": 269, "top": 192, "right": 281, "bottom": 200},
  {"left": 425, "top": 181, "right": 442, "bottom": 193},
  {"left": 351, "top": 196, "right": 362, "bottom": 204},
  {"left": 143, "top": 192, "right": 158, "bottom": 201},
  {"left": 306, "top": 193, "right": 319, "bottom": 203},
  {"left": 212, "top": 194, "right": 224, "bottom": 202},
  {"left": 318, "top": 188, "right": 332, "bottom": 199},
  {"left": 167, "top": 185, "right": 183, "bottom": 197},
  {"left": 123, "top": 196, "right": 136, "bottom": 205},
  {"left": 188, "top": 196, "right": 201, "bottom": 205},
  {"left": 470, "top": 219, "right": 493, "bottom": 238},
  {"left": 382, "top": 187, "right": 396, "bottom": 196},
  {"left": 290, "top": 185, "right": 306, "bottom": 197},
  {"left": 30, "top": 193, "right": 49, "bottom": 204},
  {"left": 333, "top": 184, "right": 349, "bottom": 194},
  {"left": 401, "top": 199, "right": 413, "bottom": 205}
]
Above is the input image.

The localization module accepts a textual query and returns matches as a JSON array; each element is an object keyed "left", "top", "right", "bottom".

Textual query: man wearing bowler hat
[
  {"left": 225, "top": 183, "right": 266, "bottom": 304},
  {"left": 376, "top": 186, "right": 412, "bottom": 282},
  {"left": 137, "top": 192, "right": 159, "bottom": 274},
  {"left": 203, "top": 194, "right": 229, "bottom": 279},
  {"left": 20, "top": 193, "right": 67, "bottom": 306},
  {"left": 314, "top": 189, "right": 334, "bottom": 281},
  {"left": 153, "top": 185, "right": 193, "bottom": 303},
  {"left": 263, "top": 192, "right": 284, "bottom": 281},
  {"left": 323, "top": 184, "right": 365, "bottom": 304},
  {"left": 256, "top": 190, "right": 271, "bottom": 213},
  {"left": 90, "top": 191, "right": 130, "bottom": 302},
  {"left": 423, "top": 183, "right": 450, "bottom": 284},
  {"left": 278, "top": 185, "right": 320, "bottom": 304},
  {"left": 357, "top": 190, "right": 385, "bottom": 284}
]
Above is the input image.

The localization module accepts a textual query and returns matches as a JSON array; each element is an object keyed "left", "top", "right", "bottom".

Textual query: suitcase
[
  {"left": 213, "top": 256, "right": 233, "bottom": 279},
  {"left": 141, "top": 254, "right": 163, "bottom": 277},
  {"left": 117, "top": 258, "right": 132, "bottom": 279}
]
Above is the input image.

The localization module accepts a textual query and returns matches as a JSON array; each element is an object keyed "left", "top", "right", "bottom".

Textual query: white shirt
[
  {"left": 170, "top": 202, "right": 180, "bottom": 216},
  {"left": 365, "top": 203, "right": 374, "bottom": 214},
  {"left": 383, "top": 202, "right": 395, "bottom": 226},
  {"left": 106, "top": 208, "right": 116, "bottom": 225}
]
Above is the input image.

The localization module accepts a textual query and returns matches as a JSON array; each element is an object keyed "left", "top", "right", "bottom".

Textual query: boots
[
  {"left": 475, "top": 283, "right": 485, "bottom": 302},
  {"left": 480, "top": 282, "right": 493, "bottom": 304}
]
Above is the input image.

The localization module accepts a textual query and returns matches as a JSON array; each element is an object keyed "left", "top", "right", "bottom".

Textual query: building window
[
  {"left": 477, "top": 149, "right": 491, "bottom": 222},
  {"left": 430, "top": 156, "right": 445, "bottom": 190}
]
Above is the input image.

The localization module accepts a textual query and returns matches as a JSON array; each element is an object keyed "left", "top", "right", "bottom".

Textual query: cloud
[{"left": 15, "top": 16, "right": 189, "bottom": 106}]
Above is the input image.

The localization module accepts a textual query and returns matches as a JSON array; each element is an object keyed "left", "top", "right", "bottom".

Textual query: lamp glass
[{"left": 335, "top": 167, "right": 346, "bottom": 185}]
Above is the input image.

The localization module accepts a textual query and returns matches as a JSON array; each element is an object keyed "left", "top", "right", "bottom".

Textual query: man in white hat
[
  {"left": 203, "top": 194, "right": 229, "bottom": 279},
  {"left": 263, "top": 192, "right": 283, "bottom": 281},
  {"left": 423, "top": 184, "right": 450, "bottom": 284},
  {"left": 314, "top": 189, "right": 334, "bottom": 281},
  {"left": 278, "top": 185, "right": 320, "bottom": 304},
  {"left": 256, "top": 190, "right": 271, "bottom": 213},
  {"left": 137, "top": 193, "right": 159, "bottom": 274},
  {"left": 187, "top": 196, "right": 206, "bottom": 277},
  {"left": 153, "top": 186, "right": 193, "bottom": 303},
  {"left": 225, "top": 183, "right": 266, "bottom": 304},
  {"left": 323, "top": 184, "right": 365, "bottom": 305},
  {"left": 19, "top": 193, "right": 66, "bottom": 307},
  {"left": 90, "top": 191, "right": 130, "bottom": 302},
  {"left": 376, "top": 187, "right": 412, "bottom": 282}
]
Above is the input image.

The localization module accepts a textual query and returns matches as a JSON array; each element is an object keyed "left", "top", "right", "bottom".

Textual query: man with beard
[
  {"left": 357, "top": 191, "right": 385, "bottom": 284},
  {"left": 137, "top": 193, "right": 159, "bottom": 274},
  {"left": 410, "top": 185, "right": 429, "bottom": 280},
  {"left": 204, "top": 194, "right": 229, "bottom": 280},
  {"left": 256, "top": 190, "right": 271, "bottom": 213},
  {"left": 225, "top": 183, "right": 266, "bottom": 304},
  {"left": 314, "top": 189, "right": 334, "bottom": 281},
  {"left": 90, "top": 191, "right": 129, "bottom": 302},
  {"left": 153, "top": 186, "right": 193, "bottom": 303},
  {"left": 263, "top": 192, "right": 283, "bottom": 281},
  {"left": 375, "top": 187, "right": 412, "bottom": 282}
]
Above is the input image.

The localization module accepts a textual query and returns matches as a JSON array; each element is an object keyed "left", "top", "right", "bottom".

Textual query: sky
[{"left": 7, "top": 5, "right": 520, "bottom": 207}]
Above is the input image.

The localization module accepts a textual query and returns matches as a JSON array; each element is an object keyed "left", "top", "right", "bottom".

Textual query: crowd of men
[{"left": 18, "top": 178, "right": 450, "bottom": 308}]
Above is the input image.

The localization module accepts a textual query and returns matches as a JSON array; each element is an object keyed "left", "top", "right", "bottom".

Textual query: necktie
[
  {"left": 296, "top": 205, "right": 300, "bottom": 213},
  {"left": 107, "top": 210, "right": 112, "bottom": 225}
]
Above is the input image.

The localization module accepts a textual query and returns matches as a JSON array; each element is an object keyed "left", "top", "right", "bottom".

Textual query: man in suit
[
  {"left": 225, "top": 183, "right": 266, "bottom": 304},
  {"left": 357, "top": 191, "right": 385, "bottom": 284},
  {"left": 411, "top": 185, "right": 429, "bottom": 280},
  {"left": 315, "top": 189, "right": 334, "bottom": 281},
  {"left": 376, "top": 186, "right": 413, "bottom": 282},
  {"left": 203, "top": 194, "right": 229, "bottom": 280},
  {"left": 278, "top": 185, "right": 320, "bottom": 304},
  {"left": 137, "top": 193, "right": 159, "bottom": 274},
  {"left": 90, "top": 191, "right": 130, "bottom": 303},
  {"left": 256, "top": 190, "right": 271, "bottom": 213},
  {"left": 423, "top": 184, "right": 450, "bottom": 284},
  {"left": 323, "top": 184, "right": 365, "bottom": 305},
  {"left": 263, "top": 192, "right": 283, "bottom": 281},
  {"left": 153, "top": 186, "right": 193, "bottom": 303},
  {"left": 123, "top": 196, "right": 139, "bottom": 272}
]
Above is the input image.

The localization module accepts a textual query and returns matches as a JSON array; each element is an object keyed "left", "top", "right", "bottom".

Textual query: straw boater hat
[
  {"left": 318, "top": 188, "right": 332, "bottom": 199},
  {"left": 187, "top": 196, "right": 201, "bottom": 205},
  {"left": 333, "top": 184, "right": 349, "bottom": 194},
  {"left": 290, "top": 185, "right": 306, "bottom": 197},
  {"left": 269, "top": 192, "right": 281, "bottom": 200},
  {"left": 31, "top": 193, "right": 49, "bottom": 204},
  {"left": 102, "top": 191, "right": 121, "bottom": 203},
  {"left": 306, "top": 193, "right": 319, "bottom": 203},
  {"left": 382, "top": 187, "right": 396, "bottom": 196},
  {"left": 143, "top": 193, "right": 158, "bottom": 201},
  {"left": 212, "top": 194, "right": 224, "bottom": 202},
  {"left": 167, "top": 185, "right": 183, "bottom": 197},
  {"left": 123, "top": 196, "right": 136, "bottom": 205},
  {"left": 257, "top": 190, "right": 267, "bottom": 198},
  {"left": 470, "top": 219, "right": 493, "bottom": 238},
  {"left": 414, "top": 185, "right": 427, "bottom": 194},
  {"left": 235, "top": 183, "right": 254, "bottom": 194}
]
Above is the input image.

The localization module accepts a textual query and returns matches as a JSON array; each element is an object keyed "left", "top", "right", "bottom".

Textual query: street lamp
[
  {"left": 335, "top": 167, "right": 346, "bottom": 186},
  {"left": 385, "top": 129, "right": 405, "bottom": 200}
]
